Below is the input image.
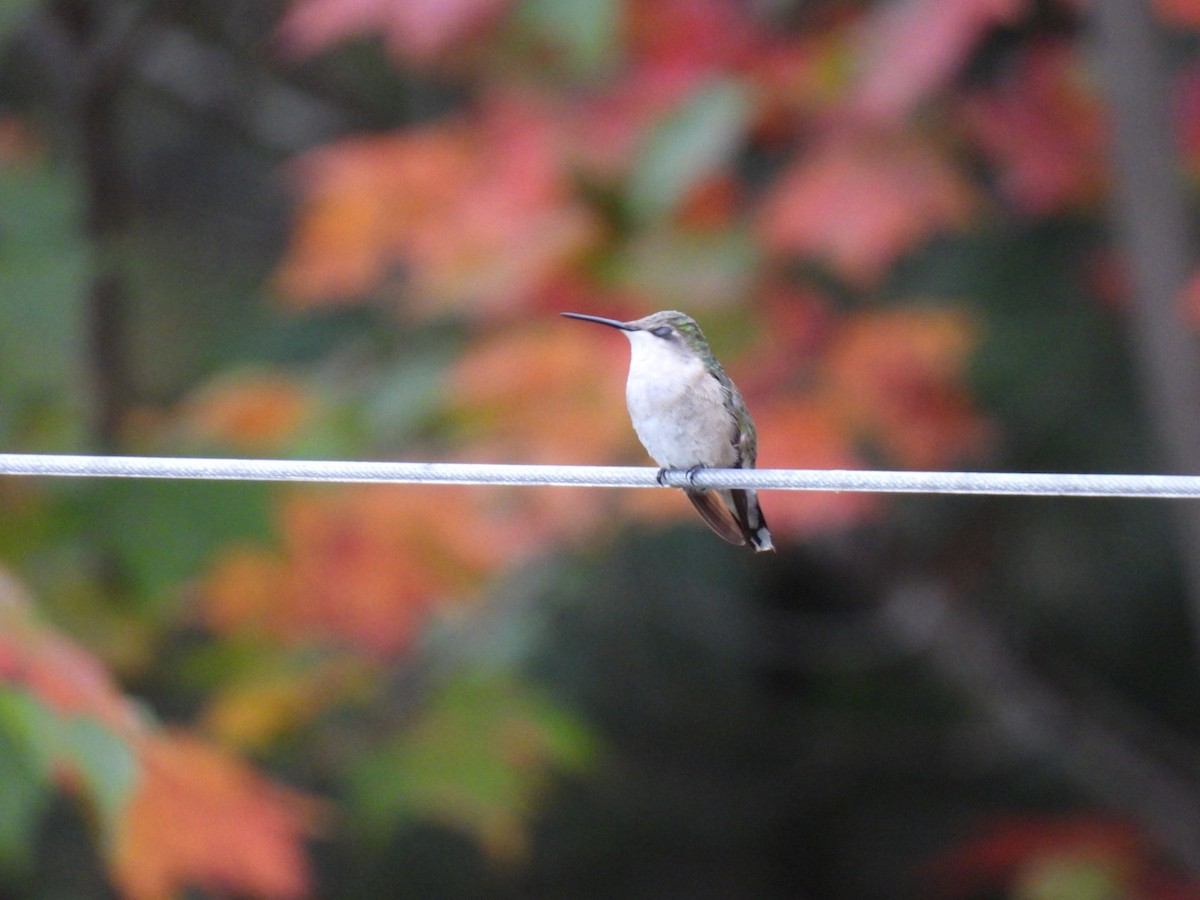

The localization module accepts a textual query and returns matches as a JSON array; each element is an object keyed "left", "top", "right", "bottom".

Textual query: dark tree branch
[
  {"left": 884, "top": 583, "right": 1200, "bottom": 875},
  {"left": 1092, "top": 0, "right": 1200, "bottom": 657},
  {"left": 749, "top": 578, "right": 1200, "bottom": 875},
  {"left": 37, "top": 0, "right": 157, "bottom": 448}
]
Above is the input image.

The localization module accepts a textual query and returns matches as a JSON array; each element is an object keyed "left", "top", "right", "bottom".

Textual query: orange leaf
[
  {"left": 1, "top": 569, "right": 321, "bottom": 900},
  {"left": 278, "top": 0, "right": 514, "bottom": 64},
  {"left": 275, "top": 128, "right": 472, "bottom": 304},
  {"left": 752, "top": 397, "right": 880, "bottom": 535},
  {"left": 448, "top": 321, "right": 635, "bottom": 464},
  {"left": 201, "top": 473, "right": 582, "bottom": 656},
  {"left": 112, "top": 731, "right": 319, "bottom": 900},
  {"left": 820, "top": 307, "right": 990, "bottom": 469},
  {"left": 202, "top": 492, "right": 442, "bottom": 657},
  {"left": 757, "top": 130, "right": 977, "bottom": 286},
  {"left": 454, "top": 331, "right": 642, "bottom": 536},
  {"left": 180, "top": 372, "right": 314, "bottom": 452},
  {"left": 201, "top": 547, "right": 291, "bottom": 639},
  {"left": 275, "top": 98, "right": 600, "bottom": 316}
]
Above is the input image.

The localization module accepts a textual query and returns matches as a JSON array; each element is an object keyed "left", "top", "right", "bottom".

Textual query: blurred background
[{"left": 4, "top": 0, "right": 1200, "bottom": 897}]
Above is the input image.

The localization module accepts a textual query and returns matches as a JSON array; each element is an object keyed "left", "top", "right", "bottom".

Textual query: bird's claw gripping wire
[{"left": 655, "top": 465, "right": 706, "bottom": 487}]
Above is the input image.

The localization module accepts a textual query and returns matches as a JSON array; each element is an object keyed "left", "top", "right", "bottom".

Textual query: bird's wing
[
  {"left": 710, "top": 366, "right": 756, "bottom": 468},
  {"left": 686, "top": 490, "right": 747, "bottom": 546}
]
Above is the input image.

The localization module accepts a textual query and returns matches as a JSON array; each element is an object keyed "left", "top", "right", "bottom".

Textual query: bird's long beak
[{"left": 560, "top": 312, "right": 634, "bottom": 331}]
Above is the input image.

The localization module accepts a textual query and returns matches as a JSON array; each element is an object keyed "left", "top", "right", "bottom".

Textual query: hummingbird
[{"left": 562, "top": 310, "right": 773, "bottom": 552}]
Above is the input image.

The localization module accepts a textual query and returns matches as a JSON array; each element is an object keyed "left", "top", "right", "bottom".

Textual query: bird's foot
[{"left": 657, "top": 466, "right": 706, "bottom": 487}]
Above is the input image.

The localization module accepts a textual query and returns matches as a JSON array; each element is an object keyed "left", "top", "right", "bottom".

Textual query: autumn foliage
[
  {"left": 5, "top": 0, "right": 1200, "bottom": 897},
  {"left": 0, "top": 570, "right": 319, "bottom": 900}
]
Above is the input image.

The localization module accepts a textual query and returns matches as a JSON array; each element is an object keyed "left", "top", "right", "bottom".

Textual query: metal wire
[{"left": 2, "top": 452, "right": 1200, "bottom": 497}]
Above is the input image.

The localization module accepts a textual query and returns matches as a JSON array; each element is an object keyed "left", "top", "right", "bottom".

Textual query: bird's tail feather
[{"left": 731, "top": 488, "right": 774, "bottom": 552}]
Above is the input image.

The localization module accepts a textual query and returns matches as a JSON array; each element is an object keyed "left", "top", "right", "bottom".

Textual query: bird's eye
[{"left": 651, "top": 326, "right": 673, "bottom": 338}]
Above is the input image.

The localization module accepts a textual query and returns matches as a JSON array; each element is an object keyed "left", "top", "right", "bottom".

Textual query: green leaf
[
  {"left": 628, "top": 79, "right": 753, "bottom": 222},
  {"left": 350, "top": 675, "right": 595, "bottom": 852},
  {"left": 0, "top": 162, "right": 88, "bottom": 448},
  {"left": 0, "top": 689, "right": 138, "bottom": 861},
  {"left": 511, "top": 0, "right": 621, "bottom": 78},
  {"left": 610, "top": 225, "right": 760, "bottom": 309},
  {"left": 0, "top": 688, "right": 60, "bottom": 778},
  {"left": 1016, "top": 856, "right": 1126, "bottom": 900},
  {"left": 0, "top": 727, "right": 47, "bottom": 867},
  {"left": 361, "top": 344, "right": 452, "bottom": 445},
  {"left": 58, "top": 716, "right": 138, "bottom": 841},
  {"left": 0, "top": 690, "right": 138, "bottom": 857},
  {"left": 74, "top": 479, "right": 274, "bottom": 603},
  {"left": 0, "top": 690, "right": 56, "bottom": 865}
]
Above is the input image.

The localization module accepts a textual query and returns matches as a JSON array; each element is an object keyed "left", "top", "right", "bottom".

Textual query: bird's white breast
[{"left": 623, "top": 331, "right": 737, "bottom": 469}]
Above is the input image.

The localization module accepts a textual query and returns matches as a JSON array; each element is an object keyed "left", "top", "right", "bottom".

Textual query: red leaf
[
  {"left": 852, "top": 0, "right": 1028, "bottom": 123},
  {"left": 1155, "top": 0, "right": 1200, "bottom": 28},
  {"left": 923, "top": 814, "right": 1200, "bottom": 899},
  {"left": 0, "top": 568, "right": 138, "bottom": 733},
  {"left": 625, "top": 0, "right": 759, "bottom": 74},
  {"left": 1173, "top": 61, "right": 1200, "bottom": 174},
  {"left": 569, "top": 66, "right": 703, "bottom": 179},
  {"left": 960, "top": 43, "right": 1105, "bottom": 215},
  {"left": 1181, "top": 268, "right": 1200, "bottom": 327},
  {"left": 749, "top": 28, "right": 857, "bottom": 137},
  {"left": 757, "top": 130, "right": 977, "bottom": 286}
]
